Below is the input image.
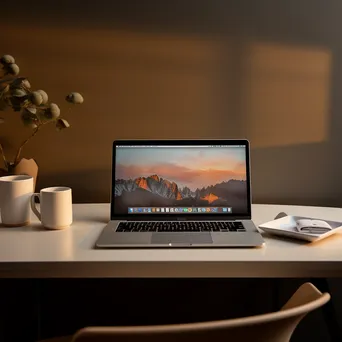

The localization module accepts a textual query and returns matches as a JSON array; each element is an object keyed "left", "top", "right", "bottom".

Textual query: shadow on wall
[
  {"left": 252, "top": 142, "right": 338, "bottom": 206},
  {"left": 37, "top": 169, "right": 112, "bottom": 203}
]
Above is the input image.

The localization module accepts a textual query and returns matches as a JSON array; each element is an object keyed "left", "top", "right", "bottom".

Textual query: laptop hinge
[{"left": 120, "top": 216, "right": 245, "bottom": 221}]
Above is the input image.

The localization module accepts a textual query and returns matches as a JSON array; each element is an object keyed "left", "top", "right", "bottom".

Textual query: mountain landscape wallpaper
[{"left": 114, "top": 146, "right": 248, "bottom": 213}]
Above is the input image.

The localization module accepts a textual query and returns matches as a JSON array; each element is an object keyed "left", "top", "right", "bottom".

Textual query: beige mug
[
  {"left": 31, "top": 186, "right": 73, "bottom": 229},
  {"left": 0, "top": 175, "right": 34, "bottom": 227}
]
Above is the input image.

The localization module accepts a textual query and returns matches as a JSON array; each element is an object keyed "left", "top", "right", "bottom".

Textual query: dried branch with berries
[{"left": 0, "top": 54, "right": 84, "bottom": 172}]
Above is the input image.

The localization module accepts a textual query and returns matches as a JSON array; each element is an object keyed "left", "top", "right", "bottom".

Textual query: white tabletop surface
[{"left": 1, "top": 204, "right": 342, "bottom": 278}]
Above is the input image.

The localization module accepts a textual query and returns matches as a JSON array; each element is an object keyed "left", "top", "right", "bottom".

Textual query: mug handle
[{"left": 30, "top": 193, "right": 41, "bottom": 221}]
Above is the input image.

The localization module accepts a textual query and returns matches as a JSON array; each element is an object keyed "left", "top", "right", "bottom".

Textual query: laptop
[{"left": 95, "top": 139, "right": 264, "bottom": 248}]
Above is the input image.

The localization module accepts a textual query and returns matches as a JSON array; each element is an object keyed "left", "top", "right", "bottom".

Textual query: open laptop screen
[{"left": 112, "top": 141, "right": 250, "bottom": 217}]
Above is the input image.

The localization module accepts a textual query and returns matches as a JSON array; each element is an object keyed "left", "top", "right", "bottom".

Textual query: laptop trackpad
[{"left": 151, "top": 233, "right": 213, "bottom": 245}]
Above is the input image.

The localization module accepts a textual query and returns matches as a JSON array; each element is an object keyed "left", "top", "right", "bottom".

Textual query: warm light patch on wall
[{"left": 241, "top": 42, "right": 331, "bottom": 148}]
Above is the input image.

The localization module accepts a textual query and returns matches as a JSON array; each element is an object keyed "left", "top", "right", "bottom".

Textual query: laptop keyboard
[{"left": 116, "top": 221, "right": 246, "bottom": 232}]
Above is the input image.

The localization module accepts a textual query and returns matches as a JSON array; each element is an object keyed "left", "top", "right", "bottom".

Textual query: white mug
[
  {"left": 0, "top": 175, "right": 34, "bottom": 227},
  {"left": 31, "top": 187, "right": 73, "bottom": 229}
]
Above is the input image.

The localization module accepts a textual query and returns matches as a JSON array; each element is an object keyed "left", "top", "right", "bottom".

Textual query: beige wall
[{"left": 1, "top": 0, "right": 342, "bottom": 205}]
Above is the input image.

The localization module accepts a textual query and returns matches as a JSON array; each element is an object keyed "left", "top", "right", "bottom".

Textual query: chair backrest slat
[{"left": 72, "top": 282, "right": 330, "bottom": 342}]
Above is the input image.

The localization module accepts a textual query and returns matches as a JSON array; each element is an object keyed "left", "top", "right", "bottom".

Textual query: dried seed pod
[
  {"left": 4, "top": 63, "right": 20, "bottom": 76},
  {"left": 30, "top": 91, "right": 43, "bottom": 106},
  {"left": 26, "top": 106, "right": 37, "bottom": 114},
  {"left": 11, "top": 88, "right": 27, "bottom": 97},
  {"left": 44, "top": 103, "right": 60, "bottom": 119},
  {"left": 36, "top": 90, "right": 48, "bottom": 104},
  {"left": 21, "top": 107, "right": 37, "bottom": 126},
  {"left": 11, "top": 77, "right": 31, "bottom": 89},
  {"left": 56, "top": 118, "right": 70, "bottom": 131},
  {"left": 0, "top": 55, "right": 15, "bottom": 65},
  {"left": 65, "top": 92, "right": 84, "bottom": 104}
]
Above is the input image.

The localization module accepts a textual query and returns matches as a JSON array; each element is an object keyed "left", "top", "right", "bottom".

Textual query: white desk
[{"left": 1, "top": 204, "right": 342, "bottom": 278}]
